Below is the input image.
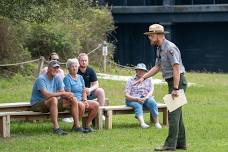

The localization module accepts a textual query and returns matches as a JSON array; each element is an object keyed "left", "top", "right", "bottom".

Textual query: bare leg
[
  {"left": 45, "top": 97, "right": 59, "bottom": 129},
  {"left": 83, "top": 101, "right": 99, "bottom": 128},
  {"left": 94, "top": 88, "right": 105, "bottom": 106},
  {"left": 70, "top": 98, "right": 80, "bottom": 128},
  {"left": 78, "top": 102, "right": 85, "bottom": 121},
  {"left": 153, "top": 116, "right": 159, "bottom": 124},
  {"left": 63, "top": 97, "right": 81, "bottom": 128},
  {"left": 137, "top": 115, "right": 146, "bottom": 125}
]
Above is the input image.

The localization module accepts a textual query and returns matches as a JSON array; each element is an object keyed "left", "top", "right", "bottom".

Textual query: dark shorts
[
  {"left": 87, "top": 91, "right": 96, "bottom": 100},
  {"left": 31, "top": 97, "right": 66, "bottom": 113}
]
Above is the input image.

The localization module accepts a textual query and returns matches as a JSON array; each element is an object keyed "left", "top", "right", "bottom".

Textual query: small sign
[{"left": 102, "top": 41, "right": 108, "bottom": 56}]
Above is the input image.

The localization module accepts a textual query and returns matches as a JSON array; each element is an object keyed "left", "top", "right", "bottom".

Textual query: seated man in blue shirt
[{"left": 30, "top": 60, "right": 81, "bottom": 135}]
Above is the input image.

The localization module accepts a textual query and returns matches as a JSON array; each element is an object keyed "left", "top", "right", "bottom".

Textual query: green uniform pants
[{"left": 164, "top": 74, "right": 187, "bottom": 148}]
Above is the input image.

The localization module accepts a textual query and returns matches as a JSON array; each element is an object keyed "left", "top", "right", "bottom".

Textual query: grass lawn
[{"left": 0, "top": 71, "right": 228, "bottom": 152}]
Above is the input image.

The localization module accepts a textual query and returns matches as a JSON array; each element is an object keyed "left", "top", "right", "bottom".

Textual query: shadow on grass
[
  {"left": 113, "top": 122, "right": 140, "bottom": 129},
  {"left": 10, "top": 120, "right": 73, "bottom": 136}
]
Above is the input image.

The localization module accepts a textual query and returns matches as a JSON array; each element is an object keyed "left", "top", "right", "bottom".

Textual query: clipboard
[{"left": 163, "top": 89, "right": 187, "bottom": 112}]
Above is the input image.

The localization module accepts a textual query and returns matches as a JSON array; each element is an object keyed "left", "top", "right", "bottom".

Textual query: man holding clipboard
[{"left": 135, "top": 24, "right": 187, "bottom": 151}]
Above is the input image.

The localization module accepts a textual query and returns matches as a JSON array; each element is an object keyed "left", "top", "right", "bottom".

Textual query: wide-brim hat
[
  {"left": 48, "top": 60, "right": 60, "bottom": 68},
  {"left": 134, "top": 63, "right": 148, "bottom": 72},
  {"left": 144, "top": 24, "right": 169, "bottom": 35}
]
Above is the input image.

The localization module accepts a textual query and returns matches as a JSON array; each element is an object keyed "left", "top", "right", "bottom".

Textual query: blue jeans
[{"left": 126, "top": 96, "right": 159, "bottom": 118}]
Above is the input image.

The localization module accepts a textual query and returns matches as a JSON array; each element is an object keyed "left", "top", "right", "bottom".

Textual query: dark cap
[{"left": 48, "top": 60, "right": 60, "bottom": 68}]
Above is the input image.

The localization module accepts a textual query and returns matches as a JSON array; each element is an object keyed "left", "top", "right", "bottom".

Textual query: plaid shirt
[{"left": 125, "top": 76, "right": 152, "bottom": 98}]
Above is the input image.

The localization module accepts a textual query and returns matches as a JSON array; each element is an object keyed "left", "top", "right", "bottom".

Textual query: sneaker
[
  {"left": 53, "top": 128, "right": 68, "bottom": 135},
  {"left": 140, "top": 123, "right": 149, "bottom": 129},
  {"left": 72, "top": 127, "right": 86, "bottom": 133},
  {"left": 84, "top": 127, "right": 96, "bottom": 133},
  {"left": 63, "top": 117, "right": 73, "bottom": 123},
  {"left": 155, "top": 123, "right": 162, "bottom": 129}
]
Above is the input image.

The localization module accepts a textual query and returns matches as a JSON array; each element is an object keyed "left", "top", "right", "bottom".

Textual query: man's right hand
[{"left": 62, "top": 92, "right": 74, "bottom": 100}]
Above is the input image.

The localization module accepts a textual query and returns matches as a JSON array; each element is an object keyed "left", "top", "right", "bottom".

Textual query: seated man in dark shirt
[{"left": 77, "top": 53, "right": 106, "bottom": 107}]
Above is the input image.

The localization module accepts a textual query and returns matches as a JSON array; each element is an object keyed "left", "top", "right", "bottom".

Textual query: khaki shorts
[{"left": 31, "top": 97, "right": 66, "bottom": 113}]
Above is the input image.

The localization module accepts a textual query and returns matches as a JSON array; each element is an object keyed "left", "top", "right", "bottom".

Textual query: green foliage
[
  {"left": 25, "top": 24, "right": 75, "bottom": 59},
  {"left": 0, "top": 18, "right": 32, "bottom": 77},
  {"left": 0, "top": 0, "right": 95, "bottom": 23},
  {"left": 0, "top": 0, "right": 114, "bottom": 76}
]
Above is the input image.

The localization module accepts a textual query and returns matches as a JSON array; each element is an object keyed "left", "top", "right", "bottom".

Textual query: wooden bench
[
  {"left": 0, "top": 102, "right": 167, "bottom": 138},
  {"left": 0, "top": 101, "right": 106, "bottom": 138},
  {"left": 102, "top": 103, "right": 168, "bottom": 129},
  {"left": 0, "top": 109, "right": 103, "bottom": 138}
]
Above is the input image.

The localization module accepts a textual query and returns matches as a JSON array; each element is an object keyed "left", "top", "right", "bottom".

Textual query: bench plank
[
  {"left": 0, "top": 102, "right": 31, "bottom": 112},
  {"left": 101, "top": 103, "right": 168, "bottom": 129}
]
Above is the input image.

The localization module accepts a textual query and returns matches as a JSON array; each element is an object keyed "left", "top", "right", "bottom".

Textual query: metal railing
[{"left": 100, "top": 0, "right": 228, "bottom": 6}]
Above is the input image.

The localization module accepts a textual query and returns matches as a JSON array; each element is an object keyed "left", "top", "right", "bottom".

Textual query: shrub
[{"left": 0, "top": 18, "right": 32, "bottom": 77}]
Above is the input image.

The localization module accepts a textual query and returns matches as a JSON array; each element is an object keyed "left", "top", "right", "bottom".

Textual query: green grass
[{"left": 0, "top": 71, "right": 228, "bottom": 152}]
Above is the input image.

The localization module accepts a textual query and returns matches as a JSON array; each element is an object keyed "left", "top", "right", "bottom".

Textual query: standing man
[
  {"left": 136, "top": 24, "right": 187, "bottom": 151},
  {"left": 30, "top": 60, "right": 81, "bottom": 135},
  {"left": 78, "top": 53, "right": 106, "bottom": 107}
]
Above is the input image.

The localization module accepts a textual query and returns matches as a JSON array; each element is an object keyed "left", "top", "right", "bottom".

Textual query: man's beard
[{"left": 150, "top": 40, "right": 159, "bottom": 46}]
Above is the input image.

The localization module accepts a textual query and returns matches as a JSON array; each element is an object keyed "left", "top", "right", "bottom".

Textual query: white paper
[{"left": 163, "top": 89, "right": 187, "bottom": 112}]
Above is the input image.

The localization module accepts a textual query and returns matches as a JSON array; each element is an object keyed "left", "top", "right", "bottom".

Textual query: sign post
[{"left": 102, "top": 41, "right": 108, "bottom": 72}]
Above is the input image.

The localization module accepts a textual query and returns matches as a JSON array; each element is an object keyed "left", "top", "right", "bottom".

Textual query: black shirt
[{"left": 77, "top": 66, "right": 98, "bottom": 88}]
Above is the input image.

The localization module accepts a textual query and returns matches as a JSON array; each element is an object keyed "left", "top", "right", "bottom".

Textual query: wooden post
[
  {"left": 0, "top": 115, "right": 10, "bottom": 138},
  {"left": 94, "top": 107, "right": 103, "bottom": 130},
  {"left": 36, "top": 56, "right": 45, "bottom": 77},
  {"left": 105, "top": 110, "right": 112, "bottom": 129}
]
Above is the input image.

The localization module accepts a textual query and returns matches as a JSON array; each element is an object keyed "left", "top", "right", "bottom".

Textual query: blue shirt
[
  {"left": 30, "top": 74, "right": 64, "bottom": 106},
  {"left": 63, "top": 74, "right": 85, "bottom": 101}
]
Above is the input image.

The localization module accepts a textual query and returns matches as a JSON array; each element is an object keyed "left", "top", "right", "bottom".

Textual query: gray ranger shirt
[{"left": 155, "top": 39, "right": 185, "bottom": 79}]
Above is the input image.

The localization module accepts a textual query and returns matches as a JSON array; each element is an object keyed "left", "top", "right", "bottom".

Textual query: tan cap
[{"left": 144, "top": 24, "right": 169, "bottom": 35}]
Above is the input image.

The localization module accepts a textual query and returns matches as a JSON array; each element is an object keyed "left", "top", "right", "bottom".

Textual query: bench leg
[
  {"left": 163, "top": 108, "right": 168, "bottom": 126},
  {"left": 104, "top": 110, "right": 112, "bottom": 129},
  {"left": 0, "top": 115, "right": 10, "bottom": 138},
  {"left": 94, "top": 108, "right": 103, "bottom": 130}
]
